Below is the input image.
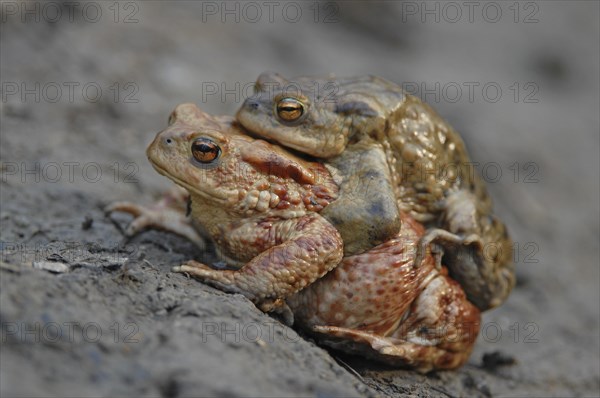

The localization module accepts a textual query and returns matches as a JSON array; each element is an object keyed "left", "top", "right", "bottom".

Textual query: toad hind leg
[
  {"left": 415, "top": 227, "right": 515, "bottom": 311},
  {"left": 436, "top": 190, "right": 515, "bottom": 311},
  {"left": 312, "top": 274, "right": 481, "bottom": 373},
  {"left": 312, "top": 326, "right": 470, "bottom": 373}
]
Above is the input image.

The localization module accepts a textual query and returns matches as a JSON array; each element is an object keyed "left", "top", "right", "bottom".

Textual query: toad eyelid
[
  {"left": 190, "top": 131, "right": 226, "bottom": 144},
  {"left": 274, "top": 91, "right": 309, "bottom": 103}
]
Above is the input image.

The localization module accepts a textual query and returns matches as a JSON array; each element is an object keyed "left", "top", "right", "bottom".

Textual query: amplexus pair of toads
[{"left": 107, "top": 72, "right": 515, "bottom": 372}]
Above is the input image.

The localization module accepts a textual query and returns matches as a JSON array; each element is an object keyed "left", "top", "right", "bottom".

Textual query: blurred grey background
[{"left": 1, "top": 1, "right": 599, "bottom": 397}]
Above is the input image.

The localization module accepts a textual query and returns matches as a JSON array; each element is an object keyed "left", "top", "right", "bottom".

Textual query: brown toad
[
  {"left": 107, "top": 103, "right": 481, "bottom": 372},
  {"left": 236, "top": 72, "right": 515, "bottom": 311}
]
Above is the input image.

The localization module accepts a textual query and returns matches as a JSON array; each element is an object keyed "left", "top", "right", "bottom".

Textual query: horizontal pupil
[{"left": 195, "top": 145, "right": 214, "bottom": 153}]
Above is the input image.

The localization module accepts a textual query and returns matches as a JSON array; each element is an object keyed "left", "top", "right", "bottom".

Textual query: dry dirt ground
[{"left": 1, "top": 1, "right": 599, "bottom": 397}]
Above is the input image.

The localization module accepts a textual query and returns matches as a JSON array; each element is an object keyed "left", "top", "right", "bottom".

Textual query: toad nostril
[
  {"left": 165, "top": 138, "right": 172, "bottom": 144},
  {"left": 246, "top": 100, "right": 259, "bottom": 110}
]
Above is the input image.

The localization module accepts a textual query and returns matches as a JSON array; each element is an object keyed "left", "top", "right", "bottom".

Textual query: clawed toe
[
  {"left": 105, "top": 201, "right": 144, "bottom": 217},
  {"left": 125, "top": 214, "right": 154, "bottom": 235},
  {"left": 171, "top": 261, "right": 238, "bottom": 297},
  {"left": 105, "top": 201, "right": 154, "bottom": 235},
  {"left": 379, "top": 345, "right": 399, "bottom": 356},
  {"left": 414, "top": 236, "right": 437, "bottom": 269},
  {"left": 173, "top": 261, "right": 210, "bottom": 273},
  {"left": 462, "top": 234, "right": 483, "bottom": 248}
]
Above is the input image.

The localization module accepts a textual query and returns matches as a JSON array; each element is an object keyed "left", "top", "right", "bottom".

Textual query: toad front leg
[
  {"left": 173, "top": 213, "right": 343, "bottom": 312},
  {"left": 322, "top": 144, "right": 401, "bottom": 256},
  {"left": 105, "top": 186, "right": 206, "bottom": 248}
]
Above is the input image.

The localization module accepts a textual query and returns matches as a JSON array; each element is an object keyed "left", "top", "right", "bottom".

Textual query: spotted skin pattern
[
  {"left": 289, "top": 213, "right": 481, "bottom": 373},
  {"left": 107, "top": 103, "right": 480, "bottom": 372},
  {"left": 237, "top": 72, "right": 515, "bottom": 311}
]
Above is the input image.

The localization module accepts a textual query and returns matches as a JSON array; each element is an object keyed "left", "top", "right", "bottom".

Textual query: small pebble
[
  {"left": 82, "top": 215, "right": 94, "bottom": 230},
  {"left": 482, "top": 350, "right": 517, "bottom": 370},
  {"left": 33, "top": 261, "right": 69, "bottom": 273}
]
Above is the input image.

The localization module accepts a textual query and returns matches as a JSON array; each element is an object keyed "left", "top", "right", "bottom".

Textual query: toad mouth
[{"left": 148, "top": 158, "right": 232, "bottom": 203}]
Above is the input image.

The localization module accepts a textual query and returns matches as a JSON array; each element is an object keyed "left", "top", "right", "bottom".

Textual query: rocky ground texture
[{"left": 1, "top": 2, "right": 599, "bottom": 397}]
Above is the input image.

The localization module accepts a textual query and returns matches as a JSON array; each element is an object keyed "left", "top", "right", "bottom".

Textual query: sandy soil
[{"left": 1, "top": 1, "right": 599, "bottom": 397}]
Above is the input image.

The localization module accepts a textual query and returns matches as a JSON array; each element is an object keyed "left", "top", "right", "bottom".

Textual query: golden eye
[
  {"left": 276, "top": 98, "right": 305, "bottom": 122},
  {"left": 191, "top": 138, "right": 221, "bottom": 163}
]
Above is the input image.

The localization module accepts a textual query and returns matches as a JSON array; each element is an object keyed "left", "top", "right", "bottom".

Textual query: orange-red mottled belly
[{"left": 288, "top": 213, "right": 438, "bottom": 336}]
